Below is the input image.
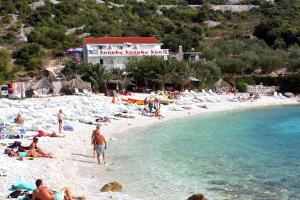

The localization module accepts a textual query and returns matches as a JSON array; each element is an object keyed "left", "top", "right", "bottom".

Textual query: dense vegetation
[{"left": 0, "top": 0, "right": 299, "bottom": 92}]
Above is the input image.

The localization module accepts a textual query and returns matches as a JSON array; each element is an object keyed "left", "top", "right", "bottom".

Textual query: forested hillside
[{"left": 0, "top": 0, "right": 300, "bottom": 83}]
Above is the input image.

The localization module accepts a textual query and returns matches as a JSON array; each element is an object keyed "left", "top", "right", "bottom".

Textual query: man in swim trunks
[
  {"left": 32, "top": 179, "right": 84, "bottom": 200},
  {"left": 94, "top": 128, "right": 107, "bottom": 165},
  {"left": 57, "top": 109, "right": 64, "bottom": 134},
  {"left": 91, "top": 125, "right": 100, "bottom": 158}
]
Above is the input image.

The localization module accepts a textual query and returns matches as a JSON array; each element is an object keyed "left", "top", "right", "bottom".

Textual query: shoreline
[{"left": 0, "top": 94, "right": 299, "bottom": 199}]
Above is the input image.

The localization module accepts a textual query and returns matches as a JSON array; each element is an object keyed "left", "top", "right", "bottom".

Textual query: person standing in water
[
  {"left": 57, "top": 109, "right": 64, "bottom": 134},
  {"left": 91, "top": 125, "right": 100, "bottom": 158},
  {"left": 94, "top": 126, "right": 107, "bottom": 164}
]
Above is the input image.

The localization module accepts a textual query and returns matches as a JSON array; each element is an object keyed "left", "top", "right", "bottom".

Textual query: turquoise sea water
[{"left": 104, "top": 106, "right": 300, "bottom": 200}]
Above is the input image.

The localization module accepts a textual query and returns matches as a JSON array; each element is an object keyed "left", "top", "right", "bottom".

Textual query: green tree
[
  {"left": 174, "top": 61, "right": 196, "bottom": 91},
  {"left": 288, "top": 46, "right": 300, "bottom": 72},
  {"left": 151, "top": 60, "right": 174, "bottom": 91},
  {"left": 88, "top": 64, "right": 111, "bottom": 93},
  {"left": 12, "top": 43, "right": 44, "bottom": 71},
  {"left": 0, "top": 49, "right": 13, "bottom": 84},
  {"left": 217, "top": 58, "right": 248, "bottom": 75},
  {"left": 111, "top": 68, "right": 134, "bottom": 91},
  {"left": 61, "top": 62, "right": 88, "bottom": 80},
  {"left": 259, "top": 54, "right": 283, "bottom": 73}
]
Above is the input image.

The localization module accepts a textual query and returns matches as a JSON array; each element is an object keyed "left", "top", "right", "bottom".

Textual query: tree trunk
[{"left": 160, "top": 82, "right": 165, "bottom": 91}]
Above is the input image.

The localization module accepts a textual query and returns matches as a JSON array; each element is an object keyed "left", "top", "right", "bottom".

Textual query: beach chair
[
  {"left": 74, "top": 88, "right": 84, "bottom": 96},
  {"left": 278, "top": 93, "right": 286, "bottom": 99},
  {"left": 33, "top": 90, "right": 50, "bottom": 98},
  {"left": 33, "top": 90, "right": 42, "bottom": 98},
  {"left": 201, "top": 89, "right": 209, "bottom": 96},
  {"left": 208, "top": 89, "right": 214, "bottom": 95},
  {"left": 82, "top": 89, "right": 92, "bottom": 96}
]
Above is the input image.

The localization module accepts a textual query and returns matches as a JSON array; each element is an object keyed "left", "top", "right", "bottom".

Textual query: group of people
[
  {"left": 142, "top": 98, "right": 164, "bottom": 119},
  {"left": 6, "top": 137, "right": 53, "bottom": 159},
  {"left": 239, "top": 92, "right": 261, "bottom": 101},
  {"left": 14, "top": 109, "right": 65, "bottom": 134}
]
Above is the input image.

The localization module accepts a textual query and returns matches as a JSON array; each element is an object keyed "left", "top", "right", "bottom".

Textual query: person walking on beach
[
  {"left": 57, "top": 109, "right": 64, "bottom": 134},
  {"left": 91, "top": 125, "right": 100, "bottom": 158},
  {"left": 94, "top": 127, "right": 107, "bottom": 165}
]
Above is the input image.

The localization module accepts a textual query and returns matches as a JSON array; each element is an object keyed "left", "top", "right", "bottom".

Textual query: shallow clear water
[{"left": 104, "top": 106, "right": 300, "bottom": 200}]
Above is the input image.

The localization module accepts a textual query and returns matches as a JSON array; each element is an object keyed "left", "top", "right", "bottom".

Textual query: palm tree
[
  {"left": 151, "top": 60, "right": 174, "bottom": 91},
  {"left": 126, "top": 58, "right": 153, "bottom": 88},
  {"left": 88, "top": 63, "right": 111, "bottom": 93},
  {"left": 174, "top": 61, "right": 196, "bottom": 91},
  {"left": 110, "top": 68, "right": 134, "bottom": 92}
]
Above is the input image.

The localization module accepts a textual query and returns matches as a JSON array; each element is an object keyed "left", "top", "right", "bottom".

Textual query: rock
[
  {"left": 101, "top": 182, "right": 123, "bottom": 192},
  {"left": 187, "top": 193, "right": 206, "bottom": 200}
]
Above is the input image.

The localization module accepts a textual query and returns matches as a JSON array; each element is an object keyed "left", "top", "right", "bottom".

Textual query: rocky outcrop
[
  {"left": 100, "top": 182, "right": 123, "bottom": 192},
  {"left": 187, "top": 193, "right": 206, "bottom": 200}
]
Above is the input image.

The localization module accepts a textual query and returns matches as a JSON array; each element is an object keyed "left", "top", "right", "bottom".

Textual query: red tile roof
[{"left": 83, "top": 37, "right": 161, "bottom": 44}]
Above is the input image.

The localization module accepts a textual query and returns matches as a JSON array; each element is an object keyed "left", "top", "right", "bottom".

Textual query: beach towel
[
  {"left": 11, "top": 180, "right": 36, "bottom": 191},
  {"left": 38, "top": 130, "right": 46, "bottom": 137},
  {"left": 63, "top": 125, "right": 74, "bottom": 131},
  {"left": 12, "top": 179, "right": 36, "bottom": 191}
]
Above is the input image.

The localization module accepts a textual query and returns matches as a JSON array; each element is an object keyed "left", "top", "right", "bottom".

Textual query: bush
[
  {"left": 279, "top": 73, "right": 300, "bottom": 94},
  {"left": 236, "top": 81, "right": 247, "bottom": 92},
  {"left": 12, "top": 43, "right": 44, "bottom": 71}
]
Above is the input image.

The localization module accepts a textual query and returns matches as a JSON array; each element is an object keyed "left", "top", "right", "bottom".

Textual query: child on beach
[{"left": 57, "top": 110, "right": 64, "bottom": 134}]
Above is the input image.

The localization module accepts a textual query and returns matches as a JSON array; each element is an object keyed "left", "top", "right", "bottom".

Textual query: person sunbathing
[
  {"left": 7, "top": 149, "right": 45, "bottom": 158},
  {"left": 29, "top": 137, "right": 53, "bottom": 158},
  {"left": 38, "top": 130, "right": 65, "bottom": 138},
  {"left": 194, "top": 96, "right": 204, "bottom": 102},
  {"left": 95, "top": 116, "right": 111, "bottom": 123},
  {"left": 32, "top": 179, "right": 85, "bottom": 200},
  {"left": 114, "top": 113, "right": 135, "bottom": 119},
  {"left": 15, "top": 113, "right": 25, "bottom": 125}
]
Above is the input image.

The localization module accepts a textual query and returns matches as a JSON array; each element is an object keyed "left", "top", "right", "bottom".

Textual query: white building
[{"left": 83, "top": 37, "right": 169, "bottom": 69}]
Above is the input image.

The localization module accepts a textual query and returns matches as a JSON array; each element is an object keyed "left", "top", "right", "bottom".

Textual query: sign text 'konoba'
[{"left": 88, "top": 49, "right": 169, "bottom": 56}]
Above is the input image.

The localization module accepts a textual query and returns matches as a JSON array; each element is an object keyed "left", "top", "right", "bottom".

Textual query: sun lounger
[
  {"left": 33, "top": 91, "right": 50, "bottom": 98},
  {"left": 82, "top": 89, "right": 92, "bottom": 96},
  {"left": 278, "top": 93, "right": 286, "bottom": 99},
  {"left": 73, "top": 88, "right": 85, "bottom": 96}
]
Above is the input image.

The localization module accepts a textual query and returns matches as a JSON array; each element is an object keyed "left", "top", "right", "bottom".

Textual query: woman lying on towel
[
  {"left": 28, "top": 137, "right": 53, "bottom": 158},
  {"left": 37, "top": 130, "right": 65, "bottom": 138},
  {"left": 7, "top": 149, "right": 51, "bottom": 158},
  {"left": 114, "top": 113, "right": 135, "bottom": 119}
]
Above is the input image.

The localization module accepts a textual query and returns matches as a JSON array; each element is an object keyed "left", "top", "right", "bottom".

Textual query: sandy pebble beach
[{"left": 0, "top": 93, "right": 299, "bottom": 199}]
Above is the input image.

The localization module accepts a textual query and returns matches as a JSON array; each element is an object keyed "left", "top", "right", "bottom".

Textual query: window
[
  {"left": 100, "top": 59, "right": 103, "bottom": 65},
  {"left": 98, "top": 45, "right": 103, "bottom": 50}
]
